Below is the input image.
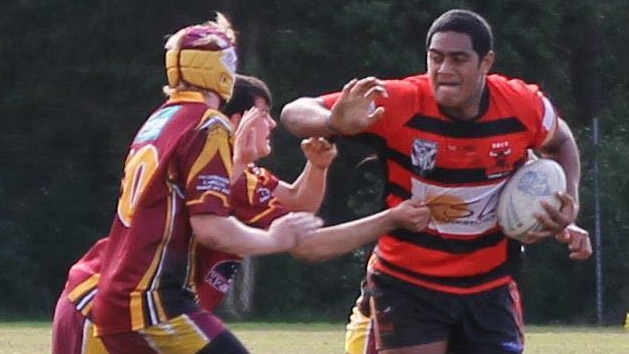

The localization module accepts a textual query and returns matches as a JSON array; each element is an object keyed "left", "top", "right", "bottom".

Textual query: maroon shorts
[{"left": 52, "top": 290, "right": 106, "bottom": 354}]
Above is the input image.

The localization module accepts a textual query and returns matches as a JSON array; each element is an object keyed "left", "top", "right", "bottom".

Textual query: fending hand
[
  {"left": 328, "top": 77, "right": 388, "bottom": 135},
  {"left": 301, "top": 137, "right": 337, "bottom": 169}
]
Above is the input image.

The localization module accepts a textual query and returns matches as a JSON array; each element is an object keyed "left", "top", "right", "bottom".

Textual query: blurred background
[{"left": 1, "top": 0, "right": 628, "bottom": 326}]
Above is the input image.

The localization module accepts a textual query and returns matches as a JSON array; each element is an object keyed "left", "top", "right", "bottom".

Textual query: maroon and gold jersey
[
  {"left": 65, "top": 238, "right": 107, "bottom": 319},
  {"left": 194, "top": 165, "right": 288, "bottom": 310},
  {"left": 63, "top": 166, "right": 288, "bottom": 326},
  {"left": 322, "top": 74, "right": 557, "bottom": 294},
  {"left": 92, "top": 91, "right": 235, "bottom": 335}
]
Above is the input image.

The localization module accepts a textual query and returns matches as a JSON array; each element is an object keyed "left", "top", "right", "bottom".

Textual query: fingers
[
  {"left": 520, "top": 229, "right": 555, "bottom": 244},
  {"left": 301, "top": 137, "right": 338, "bottom": 168},
  {"left": 346, "top": 77, "right": 387, "bottom": 104},
  {"left": 235, "top": 107, "right": 262, "bottom": 135},
  {"left": 533, "top": 192, "right": 577, "bottom": 237},
  {"left": 341, "top": 78, "right": 359, "bottom": 95},
  {"left": 367, "top": 106, "right": 386, "bottom": 122},
  {"left": 569, "top": 234, "right": 592, "bottom": 260},
  {"left": 301, "top": 137, "right": 334, "bottom": 151},
  {"left": 554, "top": 228, "right": 571, "bottom": 243},
  {"left": 364, "top": 83, "right": 388, "bottom": 99},
  {"left": 394, "top": 200, "right": 430, "bottom": 232},
  {"left": 565, "top": 224, "right": 593, "bottom": 260}
]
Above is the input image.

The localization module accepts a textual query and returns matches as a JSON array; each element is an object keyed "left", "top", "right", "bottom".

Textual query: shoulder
[
  {"left": 377, "top": 74, "right": 428, "bottom": 109},
  {"left": 487, "top": 74, "right": 543, "bottom": 101},
  {"left": 383, "top": 74, "right": 429, "bottom": 95},
  {"left": 196, "top": 109, "right": 233, "bottom": 134}
]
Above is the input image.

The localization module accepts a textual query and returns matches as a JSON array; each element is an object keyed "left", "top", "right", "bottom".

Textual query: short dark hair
[
  {"left": 425, "top": 9, "right": 493, "bottom": 58},
  {"left": 222, "top": 74, "right": 272, "bottom": 117}
]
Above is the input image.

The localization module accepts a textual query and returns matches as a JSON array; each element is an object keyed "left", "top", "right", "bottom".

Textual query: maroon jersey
[
  {"left": 194, "top": 165, "right": 289, "bottom": 310},
  {"left": 92, "top": 91, "right": 235, "bottom": 335},
  {"left": 323, "top": 74, "right": 556, "bottom": 294},
  {"left": 65, "top": 238, "right": 107, "bottom": 318},
  {"left": 62, "top": 167, "right": 288, "bottom": 325}
]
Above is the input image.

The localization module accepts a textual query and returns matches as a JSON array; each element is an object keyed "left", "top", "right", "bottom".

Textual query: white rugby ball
[{"left": 497, "top": 159, "right": 567, "bottom": 241}]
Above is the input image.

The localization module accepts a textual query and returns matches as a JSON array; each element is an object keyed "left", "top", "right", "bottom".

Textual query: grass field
[{"left": 1, "top": 321, "right": 627, "bottom": 353}]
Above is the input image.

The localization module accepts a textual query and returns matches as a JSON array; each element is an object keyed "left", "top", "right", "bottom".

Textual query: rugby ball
[{"left": 497, "top": 159, "right": 567, "bottom": 241}]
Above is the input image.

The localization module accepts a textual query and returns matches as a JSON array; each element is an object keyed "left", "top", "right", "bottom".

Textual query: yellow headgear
[{"left": 164, "top": 15, "right": 237, "bottom": 100}]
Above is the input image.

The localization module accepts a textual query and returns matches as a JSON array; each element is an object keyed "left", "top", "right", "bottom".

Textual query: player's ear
[{"left": 480, "top": 50, "right": 494, "bottom": 74}]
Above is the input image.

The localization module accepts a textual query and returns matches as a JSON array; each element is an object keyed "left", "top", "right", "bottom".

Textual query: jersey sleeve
[
  {"left": 179, "top": 112, "right": 234, "bottom": 217},
  {"left": 230, "top": 166, "right": 288, "bottom": 228},
  {"left": 508, "top": 79, "right": 558, "bottom": 149},
  {"left": 530, "top": 92, "right": 558, "bottom": 148}
]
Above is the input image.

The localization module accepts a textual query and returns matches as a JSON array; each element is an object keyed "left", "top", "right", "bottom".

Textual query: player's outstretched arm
[
  {"left": 273, "top": 137, "right": 337, "bottom": 213},
  {"left": 290, "top": 199, "right": 430, "bottom": 263},
  {"left": 280, "top": 97, "right": 334, "bottom": 138},
  {"left": 191, "top": 212, "right": 322, "bottom": 256},
  {"left": 280, "top": 77, "right": 387, "bottom": 137}
]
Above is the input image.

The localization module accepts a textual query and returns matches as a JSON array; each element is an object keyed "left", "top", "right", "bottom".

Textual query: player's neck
[{"left": 202, "top": 91, "right": 222, "bottom": 109}]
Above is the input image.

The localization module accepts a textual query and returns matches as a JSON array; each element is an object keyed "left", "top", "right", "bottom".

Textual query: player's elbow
[
  {"left": 190, "top": 214, "right": 233, "bottom": 251},
  {"left": 280, "top": 98, "right": 314, "bottom": 137}
]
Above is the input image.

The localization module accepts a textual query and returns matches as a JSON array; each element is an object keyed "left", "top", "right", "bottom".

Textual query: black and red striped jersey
[{"left": 322, "top": 74, "right": 557, "bottom": 294}]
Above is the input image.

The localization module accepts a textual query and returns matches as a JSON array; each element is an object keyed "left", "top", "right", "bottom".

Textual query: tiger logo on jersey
[{"left": 411, "top": 139, "right": 438, "bottom": 176}]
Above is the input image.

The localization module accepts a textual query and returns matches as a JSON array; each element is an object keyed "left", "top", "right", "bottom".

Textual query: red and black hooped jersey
[
  {"left": 92, "top": 91, "right": 235, "bottom": 335},
  {"left": 322, "top": 74, "right": 557, "bottom": 294}
]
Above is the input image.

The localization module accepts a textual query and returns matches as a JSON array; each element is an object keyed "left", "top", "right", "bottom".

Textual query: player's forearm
[
  {"left": 280, "top": 97, "right": 334, "bottom": 137},
  {"left": 278, "top": 162, "right": 328, "bottom": 213},
  {"left": 540, "top": 120, "right": 581, "bottom": 207},
  {"left": 191, "top": 215, "right": 281, "bottom": 256},
  {"left": 290, "top": 208, "right": 396, "bottom": 263}
]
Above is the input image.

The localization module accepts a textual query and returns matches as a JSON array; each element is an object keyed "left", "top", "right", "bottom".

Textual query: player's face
[
  {"left": 426, "top": 31, "right": 493, "bottom": 119},
  {"left": 252, "top": 97, "right": 276, "bottom": 158}
]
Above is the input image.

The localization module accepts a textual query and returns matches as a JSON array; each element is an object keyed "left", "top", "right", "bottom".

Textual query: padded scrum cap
[{"left": 165, "top": 17, "right": 237, "bottom": 100}]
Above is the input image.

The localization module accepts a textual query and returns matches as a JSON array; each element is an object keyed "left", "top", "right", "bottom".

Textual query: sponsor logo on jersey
[
  {"left": 197, "top": 174, "right": 230, "bottom": 194},
  {"left": 205, "top": 260, "right": 241, "bottom": 293},
  {"left": 486, "top": 141, "right": 512, "bottom": 179},
  {"left": 135, "top": 106, "right": 182, "bottom": 143},
  {"left": 411, "top": 139, "right": 438, "bottom": 176},
  {"left": 257, "top": 187, "right": 272, "bottom": 203}
]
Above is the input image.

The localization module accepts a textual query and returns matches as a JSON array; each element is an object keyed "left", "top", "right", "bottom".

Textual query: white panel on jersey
[{"left": 411, "top": 178, "right": 507, "bottom": 237}]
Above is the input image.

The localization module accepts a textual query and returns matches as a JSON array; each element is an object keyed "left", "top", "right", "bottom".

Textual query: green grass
[{"left": 1, "top": 321, "right": 627, "bottom": 353}]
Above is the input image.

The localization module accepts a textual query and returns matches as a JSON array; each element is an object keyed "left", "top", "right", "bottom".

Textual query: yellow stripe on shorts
[{"left": 139, "top": 314, "right": 209, "bottom": 353}]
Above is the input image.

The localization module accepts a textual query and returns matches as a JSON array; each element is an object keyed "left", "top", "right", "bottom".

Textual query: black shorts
[{"left": 369, "top": 272, "right": 524, "bottom": 354}]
